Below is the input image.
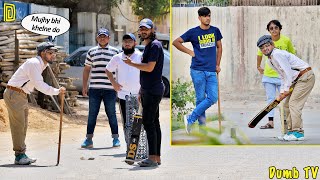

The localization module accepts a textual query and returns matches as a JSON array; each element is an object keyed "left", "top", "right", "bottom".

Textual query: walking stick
[
  {"left": 217, "top": 73, "right": 222, "bottom": 133},
  {"left": 56, "top": 93, "right": 65, "bottom": 166}
]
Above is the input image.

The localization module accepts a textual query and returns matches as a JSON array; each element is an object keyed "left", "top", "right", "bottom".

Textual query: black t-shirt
[{"left": 140, "top": 39, "right": 164, "bottom": 96}]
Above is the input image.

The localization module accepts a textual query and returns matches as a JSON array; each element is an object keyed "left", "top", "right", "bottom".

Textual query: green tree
[{"left": 131, "top": 0, "right": 170, "bottom": 19}]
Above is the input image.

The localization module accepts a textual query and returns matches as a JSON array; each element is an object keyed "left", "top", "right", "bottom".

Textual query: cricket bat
[
  {"left": 248, "top": 86, "right": 294, "bottom": 128},
  {"left": 248, "top": 99, "right": 281, "bottom": 128},
  {"left": 125, "top": 103, "right": 143, "bottom": 165}
]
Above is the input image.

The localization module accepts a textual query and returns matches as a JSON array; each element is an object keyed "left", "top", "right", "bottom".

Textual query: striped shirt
[{"left": 85, "top": 44, "right": 119, "bottom": 89}]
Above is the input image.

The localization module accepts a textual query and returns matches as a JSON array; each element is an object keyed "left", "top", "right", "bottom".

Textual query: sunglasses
[
  {"left": 269, "top": 26, "right": 279, "bottom": 31},
  {"left": 259, "top": 43, "right": 272, "bottom": 51},
  {"left": 46, "top": 50, "right": 57, "bottom": 55}
]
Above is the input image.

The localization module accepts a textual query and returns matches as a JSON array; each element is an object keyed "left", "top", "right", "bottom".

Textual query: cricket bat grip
[
  {"left": 137, "top": 103, "right": 143, "bottom": 115},
  {"left": 277, "top": 86, "right": 294, "bottom": 101}
]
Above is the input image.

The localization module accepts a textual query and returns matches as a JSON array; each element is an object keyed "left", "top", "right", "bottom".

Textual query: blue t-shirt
[
  {"left": 140, "top": 39, "right": 165, "bottom": 96},
  {"left": 181, "top": 26, "right": 222, "bottom": 72}
]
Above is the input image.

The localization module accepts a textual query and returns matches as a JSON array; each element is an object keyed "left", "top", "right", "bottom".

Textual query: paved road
[
  {"left": 1, "top": 98, "right": 320, "bottom": 179},
  {"left": 172, "top": 101, "right": 320, "bottom": 145}
]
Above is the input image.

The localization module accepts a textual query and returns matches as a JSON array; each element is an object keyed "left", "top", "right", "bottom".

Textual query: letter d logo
[{"left": 4, "top": 3, "right": 16, "bottom": 22}]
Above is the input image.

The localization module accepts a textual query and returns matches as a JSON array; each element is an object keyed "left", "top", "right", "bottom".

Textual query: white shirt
[
  {"left": 106, "top": 50, "right": 142, "bottom": 99},
  {"left": 7, "top": 56, "right": 60, "bottom": 95},
  {"left": 268, "top": 48, "right": 309, "bottom": 93}
]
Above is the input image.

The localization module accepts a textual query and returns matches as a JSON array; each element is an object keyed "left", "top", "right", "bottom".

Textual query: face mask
[{"left": 122, "top": 46, "right": 135, "bottom": 55}]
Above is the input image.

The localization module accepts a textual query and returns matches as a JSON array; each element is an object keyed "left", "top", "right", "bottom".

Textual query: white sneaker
[
  {"left": 283, "top": 132, "right": 305, "bottom": 141},
  {"left": 277, "top": 132, "right": 293, "bottom": 141},
  {"left": 183, "top": 115, "right": 191, "bottom": 134},
  {"left": 277, "top": 135, "right": 286, "bottom": 141},
  {"left": 14, "top": 154, "right": 37, "bottom": 165}
]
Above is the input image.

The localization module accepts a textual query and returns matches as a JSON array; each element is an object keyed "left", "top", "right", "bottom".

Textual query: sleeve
[
  {"left": 215, "top": 28, "right": 223, "bottom": 42},
  {"left": 257, "top": 48, "right": 263, "bottom": 57},
  {"left": 273, "top": 53, "right": 295, "bottom": 93},
  {"left": 106, "top": 55, "right": 118, "bottom": 72},
  {"left": 287, "top": 39, "right": 296, "bottom": 55},
  {"left": 27, "top": 63, "right": 59, "bottom": 95},
  {"left": 84, "top": 50, "right": 93, "bottom": 66},
  {"left": 180, "top": 29, "right": 191, "bottom": 42},
  {"left": 147, "top": 42, "right": 161, "bottom": 63}
]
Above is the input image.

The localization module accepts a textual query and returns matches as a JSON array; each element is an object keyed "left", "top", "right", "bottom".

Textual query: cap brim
[
  {"left": 139, "top": 24, "right": 152, "bottom": 29},
  {"left": 123, "top": 34, "right": 135, "bottom": 41},
  {"left": 97, "top": 33, "right": 109, "bottom": 37},
  {"left": 48, "top": 47, "right": 58, "bottom": 51}
]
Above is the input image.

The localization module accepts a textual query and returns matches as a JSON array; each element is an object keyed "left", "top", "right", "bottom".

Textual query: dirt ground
[
  {"left": 0, "top": 97, "right": 112, "bottom": 132},
  {"left": 0, "top": 96, "right": 171, "bottom": 133}
]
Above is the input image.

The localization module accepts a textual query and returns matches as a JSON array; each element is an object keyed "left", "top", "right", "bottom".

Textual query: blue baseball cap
[
  {"left": 139, "top": 18, "right": 153, "bottom": 29},
  {"left": 97, "top": 28, "right": 110, "bottom": 37},
  {"left": 123, "top": 33, "right": 136, "bottom": 41}
]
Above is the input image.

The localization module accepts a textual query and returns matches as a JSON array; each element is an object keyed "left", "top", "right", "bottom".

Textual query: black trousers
[
  {"left": 141, "top": 92, "right": 162, "bottom": 156},
  {"left": 119, "top": 99, "right": 127, "bottom": 127}
]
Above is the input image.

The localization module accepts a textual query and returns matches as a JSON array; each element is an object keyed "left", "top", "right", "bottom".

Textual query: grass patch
[
  {"left": 171, "top": 119, "right": 184, "bottom": 131},
  {"left": 172, "top": 113, "right": 225, "bottom": 132}
]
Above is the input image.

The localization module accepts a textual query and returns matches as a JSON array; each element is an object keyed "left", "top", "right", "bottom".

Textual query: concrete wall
[
  {"left": 111, "top": 0, "right": 170, "bottom": 46},
  {"left": 30, "top": 4, "right": 70, "bottom": 53},
  {"left": 77, "top": 12, "right": 96, "bottom": 46},
  {"left": 172, "top": 6, "right": 320, "bottom": 97}
]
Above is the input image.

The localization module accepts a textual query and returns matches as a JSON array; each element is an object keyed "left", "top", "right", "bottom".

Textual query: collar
[
  {"left": 267, "top": 48, "right": 276, "bottom": 58},
  {"left": 98, "top": 44, "right": 109, "bottom": 49},
  {"left": 36, "top": 56, "right": 48, "bottom": 70}
]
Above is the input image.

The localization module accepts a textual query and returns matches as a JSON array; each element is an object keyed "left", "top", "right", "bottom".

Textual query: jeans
[
  {"left": 263, "top": 82, "right": 280, "bottom": 117},
  {"left": 86, "top": 89, "right": 119, "bottom": 138},
  {"left": 188, "top": 69, "right": 218, "bottom": 124},
  {"left": 141, "top": 92, "right": 162, "bottom": 156}
]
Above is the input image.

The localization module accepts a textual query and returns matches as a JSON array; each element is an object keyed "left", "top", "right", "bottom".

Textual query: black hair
[
  {"left": 198, "top": 7, "right": 211, "bottom": 17},
  {"left": 267, "top": 20, "right": 282, "bottom": 31}
]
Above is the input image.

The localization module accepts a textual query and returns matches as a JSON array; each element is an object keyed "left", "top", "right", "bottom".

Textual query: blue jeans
[
  {"left": 188, "top": 69, "right": 218, "bottom": 124},
  {"left": 263, "top": 82, "right": 280, "bottom": 117},
  {"left": 86, "top": 89, "right": 119, "bottom": 138}
]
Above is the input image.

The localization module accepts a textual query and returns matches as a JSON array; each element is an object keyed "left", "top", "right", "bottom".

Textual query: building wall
[
  {"left": 30, "top": 4, "right": 69, "bottom": 53},
  {"left": 172, "top": 6, "right": 320, "bottom": 97},
  {"left": 111, "top": 0, "right": 170, "bottom": 46}
]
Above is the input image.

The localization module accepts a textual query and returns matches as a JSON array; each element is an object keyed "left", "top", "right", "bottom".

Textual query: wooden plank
[
  {"left": 0, "top": 24, "right": 21, "bottom": 31},
  {"left": 0, "top": 36, "right": 8, "bottom": 41},
  {"left": 14, "top": 31, "right": 19, "bottom": 72},
  {"left": 1, "top": 66, "right": 14, "bottom": 71},
  {"left": 47, "top": 66, "right": 72, "bottom": 115},
  {"left": 0, "top": 49, "right": 14, "bottom": 53},
  {"left": 0, "top": 38, "right": 14, "bottom": 46},
  {"left": 27, "top": 94, "right": 38, "bottom": 106},
  {"left": 19, "top": 44, "right": 37, "bottom": 49},
  {"left": 0, "top": 61, "right": 14, "bottom": 66},
  {"left": 0, "top": 30, "right": 15, "bottom": 36}
]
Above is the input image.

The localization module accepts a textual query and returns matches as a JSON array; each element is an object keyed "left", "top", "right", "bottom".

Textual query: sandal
[
  {"left": 260, "top": 123, "right": 274, "bottom": 129},
  {"left": 138, "top": 159, "right": 158, "bottom": 167}
]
